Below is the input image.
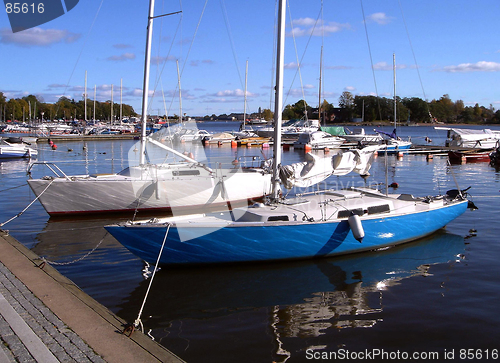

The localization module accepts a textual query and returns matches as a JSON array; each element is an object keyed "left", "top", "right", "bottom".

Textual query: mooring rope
[
  {"left": 0, "top": 179, "right": 54, "bottom": 227},
  {"left": 0, "top": 183, "right": 26, "bottom": 194},
  {"left": 133, "top": 223, "right": 171, "bottom": 334}
]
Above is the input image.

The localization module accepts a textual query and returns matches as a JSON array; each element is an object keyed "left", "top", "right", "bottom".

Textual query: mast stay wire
[
  {"left": 54, "top": 0, "right": 105, "bottom": 117},
  {"left": 219, "top": 0, "right": 245, "bottom": 90},
  {"left": 359, "top": 0, "right": 383, "bottom": 122},
  {"left": 397, "top": 0, "right": 435, "bottom": 126},
  {"left": 269, "top": 0, "right": 278, "bottom": 112},
  {"left": 284, "top": 2, "right": 323, "bottom": 116},
  {"left": 147, "top": 1, "right": 184, "bottom": 117}
]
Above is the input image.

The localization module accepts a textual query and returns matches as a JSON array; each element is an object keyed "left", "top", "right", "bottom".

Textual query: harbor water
[{"left": 1, "top": 124, "right": 499, "bottom": 362}]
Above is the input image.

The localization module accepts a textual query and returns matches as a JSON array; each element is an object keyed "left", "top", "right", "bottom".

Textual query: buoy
[
  {"left": 262, "top": 143, "right": 270, "bottom": 149},
  {"left": 218, "top": 141, "right": 223, "bottom": 147},
  {"left": 304, "top": 144, "right": 312, "bottom": 152},
  {"left": 324, "top": 147, "right": 330, "bottom": 154},
  {"left": 398, "top": 151, "right": 404, "bottom": 158},
  {"left": 426, "top": 154, "right": 433, "bottom": 160},
  {"left": 68, "top": 148, "right": 73, "bottom": 152},
  {"left": 246, "top": 142, "right": 252, "bottom": 148},
  {"left": 348, "top": 213, "right": 364, "bottom": 243},
  {"left": 373, "top": 150, "right": 378, "bottom": 158},
  {"left": 232, "top": 159, "right": 239, "bottom": 165},
  {"left": 51, "top": 144, "right": 57, "bottom": 150},
  {"left": 389, "top": 182, "right": 399, "bottom": 188},
  {"left": 231, "top": 140, "right": 237, "bottom": 148}
]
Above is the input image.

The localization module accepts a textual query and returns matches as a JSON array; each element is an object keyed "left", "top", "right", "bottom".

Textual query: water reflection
[{"left": 113, "top": 231, "right": 465, "bottom": 362}]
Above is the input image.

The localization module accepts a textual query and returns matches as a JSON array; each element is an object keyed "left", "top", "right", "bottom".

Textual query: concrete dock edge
[{"left": 0, "top": 229, "right": 184, "bottom": 363}]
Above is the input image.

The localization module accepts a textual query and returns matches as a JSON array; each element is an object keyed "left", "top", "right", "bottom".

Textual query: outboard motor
[{"left": 446, "top": 186, "right": 471, "bottom": 199}]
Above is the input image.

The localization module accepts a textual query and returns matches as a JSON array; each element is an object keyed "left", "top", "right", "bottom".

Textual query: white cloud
[
  {"left": 325, "top": 65, "right": 353, "bottom": 70},
  {"left": 366, "top": 13, "right": 393, "bottom": 25},
  {"left": 0, "top": 27, "right": 80, "bottom": 46},
  {"left": 344, "top": 86, "right": 356, "bottom": 92},
  {"left": 213, "top": 89, "right": 257, "bottom": 98},
  {"left": 288, "top": 20, "right": 350, "bottom": 37},
  {"left": 151, "top": 55, "right": 176, "bottom": 65},
  {"left": 106, "top": 53, "right": 136, "bottom": 62},
  {"left": 373, "top": 62, "right": 408, "bottom": 71},
  {"left": 284, "top": 62, "right": 299, "bottom": 69},
  {"left": 292, "top": 18, "right": 317, "bottom": 27},
  {"left": 441, "top": 61, "right": 500, "bottom": 73}
]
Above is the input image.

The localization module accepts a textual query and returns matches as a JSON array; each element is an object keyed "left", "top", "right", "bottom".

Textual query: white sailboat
[
  {"left": 105, "top": 0, "right": 471, "bottom": 266},
  {"left": 26, "top": 0, "right": 272, "bottom": 216}
]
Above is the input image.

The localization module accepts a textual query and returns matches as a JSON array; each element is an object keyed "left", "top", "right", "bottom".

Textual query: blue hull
[
  {"left": 105, "top": 201, "right": 468, "bottom": 265},
  {"left": 384, "top": 144, "right": 411, "bottom": 154}
]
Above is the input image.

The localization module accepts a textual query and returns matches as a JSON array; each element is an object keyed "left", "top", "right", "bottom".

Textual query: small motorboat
[
  {"left": 293, "top": 131, "right": 345, "bottom": 150},
  {"left": 0, "top": 138, "right": 38, "bottom": 159},
  {"left": 202, "top": 132, "right": 236, "bottom": 145},
  {"left": 449, "top": 149, "right": 492, "bottom": 164},
  {"left": 174, "top": 129, "right": 211, "bottom": 142}
]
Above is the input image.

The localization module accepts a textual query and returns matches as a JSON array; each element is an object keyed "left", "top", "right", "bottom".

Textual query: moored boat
[
  {"left": 448, "top": 149, "right": 491, "bottom": 164},
  {"left": 105, "top": 0, "right": 471, "bottom": 267},
  {"left": 293, "top": 130, "right": 345, "bottom": 150},
  {"left": 436, "top": 127, "right": 500, "bottom": 149},
  {"left": 0, "top": 138, "right": 37, "bottom": 159},
  {"left": 26, "top": 1, "right": 272, "bottom": 217}
]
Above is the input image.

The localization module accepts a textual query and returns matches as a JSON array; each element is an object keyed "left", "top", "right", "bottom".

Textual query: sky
[{"left": 1, "top": 0, "right": 500, "bottom": 118}]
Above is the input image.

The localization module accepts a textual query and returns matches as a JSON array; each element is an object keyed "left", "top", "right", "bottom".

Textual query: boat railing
[
  {"left": 27, "top": 161, "right": 71, "bottom": 180},
  {"left": 237, "top": 155, "right": 266, "bottom": 168}
]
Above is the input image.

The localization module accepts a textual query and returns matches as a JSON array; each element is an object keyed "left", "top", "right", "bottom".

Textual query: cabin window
[
  {"left": 172, "top": 170, "right": 200, "bottom": 176},
  {"left": 337, "top": 208, "right": 364, "bottom": 219},
  {"left": 267, "top": 215, "right": 289, "bottom": 222},
  {"left": 367, "top": 204, "right": 390, "bottom": 214}
]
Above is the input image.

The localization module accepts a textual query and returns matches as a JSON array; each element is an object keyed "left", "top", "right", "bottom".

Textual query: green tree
[
  {"left": 262, "top": 108, "right": 273, "bottom": 121},
  {"left": 402, "top": 97, "right": 430, "bottom": 123},
  {"left": 429, "top": 94, "right": 455, "bottom": 123}
]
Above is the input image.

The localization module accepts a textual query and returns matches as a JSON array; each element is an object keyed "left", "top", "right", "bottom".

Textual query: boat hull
[
  {"left": 105, "top": 200, "right": 468, "bottom": 265},
  {"left": 448, "top": 150, "right": 491, "bottom": 163},
  {"left": 27, "top": 170, "right": 271, "bottom": 216}
]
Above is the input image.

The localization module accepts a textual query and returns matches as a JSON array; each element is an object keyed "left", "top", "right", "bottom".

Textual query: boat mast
[
  {"left": 271, "top": 0, "right": 286, "bottom": 200},
  {"left": 139, "top": 0, "right": 155, "bottom": 165},
  {"left": 177, "top": 60, "right": 182, "bottom": 124},
  {"left": 84, "top": 70, "right": 87, "bottom": 122},
  {"left": 243, "top": 60, "right": 248, "bottom": 129},
  {"left": 393, "top": 53, "right": 396, "bottom": 129},
  {"left": 120, "top": 78, "right": 123, "bottom": 124},
  {"left": 318, "top": 45, "right": 322, "bottom": 125}
]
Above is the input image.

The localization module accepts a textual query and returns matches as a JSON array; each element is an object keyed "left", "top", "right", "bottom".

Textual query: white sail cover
[{"left": 279, "top": 145, "right": 380, "bottom": 188}]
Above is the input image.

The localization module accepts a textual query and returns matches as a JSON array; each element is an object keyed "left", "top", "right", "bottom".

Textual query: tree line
[
  {"left": 0, "top": 93, "right": 137, "bottom": 122},
  {"left": 253, "top": 92, "right": 500, "bottom": 124},
  {"left": 2, "top": 90, "right": 499, "bottom": 124}
]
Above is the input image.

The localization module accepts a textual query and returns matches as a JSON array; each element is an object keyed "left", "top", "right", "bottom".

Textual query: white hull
[
  {"left": 27, "top": 164, "right": 272, "bottom": 216},
  {"left": 0, "top": 140, "right": 38, "bottom": 159}
]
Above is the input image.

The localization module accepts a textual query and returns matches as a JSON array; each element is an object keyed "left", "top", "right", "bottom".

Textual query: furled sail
[{"left": 279, "top": 145, "right": 380, "bottom": 188}]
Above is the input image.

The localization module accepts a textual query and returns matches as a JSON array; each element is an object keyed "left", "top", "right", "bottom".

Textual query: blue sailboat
[{"left": 105, "top": 0, "right": 470, "bottom": 267}]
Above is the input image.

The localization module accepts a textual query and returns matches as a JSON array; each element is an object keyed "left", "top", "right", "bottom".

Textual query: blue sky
[{"left": 1, "top": 0, "right": 500, "bottom": 117}]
